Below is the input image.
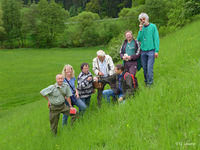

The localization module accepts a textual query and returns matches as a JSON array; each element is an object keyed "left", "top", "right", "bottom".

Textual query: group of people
[{"left": 40, "top": 12, "right": 160, "bottom": 135}]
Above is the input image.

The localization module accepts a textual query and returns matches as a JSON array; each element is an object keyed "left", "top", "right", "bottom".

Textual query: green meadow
[
  {"left": 0, "top": 20, "right": 200, "bottom": 150},
  {"left": 0, "top": 47, "right": 102, "bottom": 110}
]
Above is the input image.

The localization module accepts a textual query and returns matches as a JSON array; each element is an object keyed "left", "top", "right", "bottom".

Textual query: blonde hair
[{"left": 62, "top": 64, "right": 75, "bottom": 78}]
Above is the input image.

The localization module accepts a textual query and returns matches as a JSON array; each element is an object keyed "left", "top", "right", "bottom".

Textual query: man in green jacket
[{"left": 137, "top": 12, "right": 159, "bottom": 86}]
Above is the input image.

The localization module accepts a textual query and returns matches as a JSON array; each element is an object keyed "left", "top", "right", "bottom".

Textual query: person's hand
[
  {"left": 155, "top": 53, "right": 158, "bottom": 58},
  {"left": 48, "top": 101, "right": 51, "bottom": 108},
  {"left": 122, "top": 56, "right": 127, "bottom": 60},
  {"left": 87, "top": 76, "right": 92, "bottom": 81},
  {"left": 139, "top": 23, "right": 143, "bottom": 31},
  {"left": 127, "top": 56, "right": 131, "bottom": 60},
  {"left": 75, "top": 91, "right": 79, "bottom": 99},
  {"left": 118, "top": 97, "right": 123, "bottom": 102},
  {"left": 98, "top": 72, "right": 104, "bottom": 76},
  {"left": 93, "top": 76, "right": 98, "bottom": 82}
]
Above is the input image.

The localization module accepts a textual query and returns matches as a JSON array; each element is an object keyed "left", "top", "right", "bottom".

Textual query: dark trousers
[
  {"left": 124, "top": 61, "right": 137, "bottom": 75},
  {"left": 49, "top": 103, "right": 76, "bottom": 135},
  {"left": 97, "top": 79, "right": 115, "bottom": 107}
]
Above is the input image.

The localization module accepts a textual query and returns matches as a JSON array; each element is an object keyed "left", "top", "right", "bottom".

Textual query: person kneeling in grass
[
  {"left": 95, "top": 64, "right": 137, "bottom": 103},
  {"left": 40, "top": 74, "right": 77, "bottom": 135}
]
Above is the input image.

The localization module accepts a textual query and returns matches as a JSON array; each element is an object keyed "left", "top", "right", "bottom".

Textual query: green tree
[
  {"left": 132, "top": 0, "right": 145, "bottom": 7},
  {"left": 32, "top": 0, "right": 69, "bottom": 47},
  {"left": 167, "top": 0, "right": 186, "bottom": 27},
  {"left": 2, "top": 0, "right": 22, "bottom": 48},
  {"left": 184, "top": 0, "right": 200, "bottom": 18},
  {"left": 85, "top": 0, "right": 101, "bottom": 14},
  {"left": 144, "top": 0, "right": 169, "bottom": 27},
  {"left": 0, "top": 8, "right": 6, "bottom": 44}
]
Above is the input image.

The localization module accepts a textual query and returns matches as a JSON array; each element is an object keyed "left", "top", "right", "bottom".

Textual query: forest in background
[{"left": 0, "top": 0, "right": 199, "bottom": 49}]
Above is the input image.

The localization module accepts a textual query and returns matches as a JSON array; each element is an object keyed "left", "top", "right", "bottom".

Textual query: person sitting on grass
[
  {"left": 95, "top": 64, "right": 137, "bottom": 103},
  {"left": 77, "top": 63, "right": 94, "bottom": 106},
  {"left": 40, "top": 74, "right": 77, "bottom": 135},
  {"left": 62, "top": 64, "right": 87, "bottom": 126}
]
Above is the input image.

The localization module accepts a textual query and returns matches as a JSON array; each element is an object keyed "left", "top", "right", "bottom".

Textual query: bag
[
  {"left": 70, "top": 95, "right": 77, "bottom": 104},
  {"left": 124, "top": 72, "right": 137, "bottom": 88},
  {"left": 93, "top": 80, "right": 103, "bottom": 89},
  {"left": 70, "top": 107, "right": 77, "bottom": 115}
]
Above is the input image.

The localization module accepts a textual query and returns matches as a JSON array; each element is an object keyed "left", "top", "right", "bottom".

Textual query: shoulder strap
[{"left": 65, "top": 78, "right": 75, "bottom": 93}]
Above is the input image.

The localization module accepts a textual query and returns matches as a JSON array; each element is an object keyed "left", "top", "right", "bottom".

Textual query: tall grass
[{"left": 0, "top": 20, "right": 200, "bottom": 150}]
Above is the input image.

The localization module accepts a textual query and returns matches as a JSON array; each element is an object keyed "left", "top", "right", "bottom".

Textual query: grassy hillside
[{"left": 0, "top": 20, "right": 200, "bottom": 150}]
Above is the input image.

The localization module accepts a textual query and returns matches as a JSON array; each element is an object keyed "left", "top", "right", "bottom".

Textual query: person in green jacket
[{"left": 137, "top": 12, "right": 159, "bottom": 86}]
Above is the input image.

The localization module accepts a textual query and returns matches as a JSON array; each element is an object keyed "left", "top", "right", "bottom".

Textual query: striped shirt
[{"left": 77, "top": 71, "right": 93, "bottom": 99}]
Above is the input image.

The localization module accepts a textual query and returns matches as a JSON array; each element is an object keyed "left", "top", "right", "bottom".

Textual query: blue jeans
[
  {"left": 141, "top": 50, "right": 155, "bottom": 85},
  {"left": 62, "top": 98, "right": 87, "bottom": 125},
  {"left": 81, "top": 96, "right": 91, "bottom": 107},
  {"left": 103, "top": 89, "right": 123, "bottom": 103}
]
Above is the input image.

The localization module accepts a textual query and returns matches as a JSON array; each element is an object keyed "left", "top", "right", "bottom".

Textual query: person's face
[
  {"left": 140, "top": 17, "right": 147, "bottom": 25},
  {"left": 56, "top": 75, "right": 64, "bottom": 86},
  {"left": 98, "top": 56, "right": 105, "bottom": 62},
  {"left": 82, "top": 65, "right": 89, "bottom": 74},
  {"left": 115, "top": 67, "right": 122, "bottom": 75},
  {"left": 65, "top": 66, "right": 72, "bottom": 77},
  {"left": 125, "top": 32, "right": 133, "bottom": 41}
]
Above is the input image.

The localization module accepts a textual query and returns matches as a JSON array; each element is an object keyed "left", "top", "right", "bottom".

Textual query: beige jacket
[{"left": 92, "top": 55, "right": 115, "bottom": 76}]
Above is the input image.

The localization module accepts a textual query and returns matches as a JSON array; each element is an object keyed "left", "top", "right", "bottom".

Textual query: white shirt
[{"left": 98, "top": 59, "right": 108, "bottom": 77}]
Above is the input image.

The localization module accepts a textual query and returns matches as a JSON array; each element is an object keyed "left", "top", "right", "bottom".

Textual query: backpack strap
[
  {"left": 65, "top": 78, "right": 75, "bottom": 93},
  {"left": 124, "top": 72, "right": 136, "bottom": 89}
]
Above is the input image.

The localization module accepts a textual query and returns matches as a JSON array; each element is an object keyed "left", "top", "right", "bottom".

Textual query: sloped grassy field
[{"left": 0, "top": 20, "right": 200, "bottom": 150}]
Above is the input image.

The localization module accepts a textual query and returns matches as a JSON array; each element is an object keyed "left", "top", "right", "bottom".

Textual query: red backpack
[{"left": 123, "top": 72, "right": 136, "bottom": 88}]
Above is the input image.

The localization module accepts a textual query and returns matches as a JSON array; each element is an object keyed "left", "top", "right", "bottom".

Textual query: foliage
[
  {"left": 1, "top": 0, "right": 22, "bottom": 48},
  {"left": 0, "top": 7, "right": 6, "bottom": 43},
  {"left": 20, "top": 0, "right": 69, "bottom": 48},
  {"left": 58, "top": 11, "right": 122, "bottom": 47},
  {"left": 144, "top": 0, "right": 169, "bottom": 27},
  {"left": 119, "top": 5, "right": 145, "bottom": 31},
  {"left": 184, "top": 0, "right": 200, "bottom": 18}
]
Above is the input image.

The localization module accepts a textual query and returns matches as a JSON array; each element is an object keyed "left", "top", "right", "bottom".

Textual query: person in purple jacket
[{"left": 120, "top": 30, "right": 141, "bottom": 76}]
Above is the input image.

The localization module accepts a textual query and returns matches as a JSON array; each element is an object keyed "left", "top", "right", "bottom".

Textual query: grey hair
[
  {"left": 138, "top": 13, "right": 149, "bottom": 22},
  {"left": 56, "top": 74, "right": 64, "bottom": 79},
  {"left": 97, "top": 50, "right": 105, "bottom": 56}
]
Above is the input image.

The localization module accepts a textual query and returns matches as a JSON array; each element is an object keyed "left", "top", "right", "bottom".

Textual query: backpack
[{"left": 123, "top": 72, "right": 137, "bottom": 89}]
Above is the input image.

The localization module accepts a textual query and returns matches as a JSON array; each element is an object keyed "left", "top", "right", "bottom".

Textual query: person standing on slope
[{"left": 137, "top": 13, "right": 159, "bottom": 87}]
